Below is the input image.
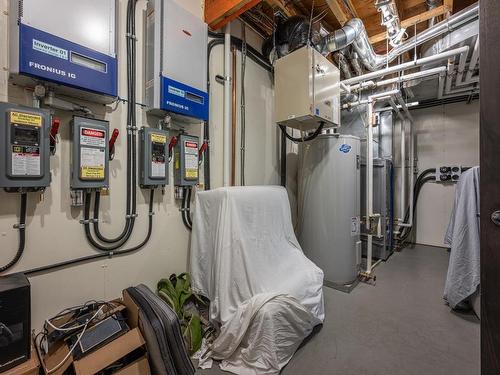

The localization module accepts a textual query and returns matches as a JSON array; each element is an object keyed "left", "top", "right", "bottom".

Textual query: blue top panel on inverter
[
  {"left": 160, "top": 76, "right": 209, "bottom": 121},
  {"left": 18, "top": 24, "right": 117, "bottom": 97}
]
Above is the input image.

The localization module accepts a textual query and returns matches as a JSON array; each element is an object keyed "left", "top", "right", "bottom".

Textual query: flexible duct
[
  {"left": 321, "top": 3, "right": 479, "bottom": 71},
  {"left": 375, "top": 0, "right": 406, "bottom": 47}
]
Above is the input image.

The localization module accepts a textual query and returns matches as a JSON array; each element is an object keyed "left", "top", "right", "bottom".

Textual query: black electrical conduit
[
  {"left": 398, "top": 169, "right": 437, "bottom": 245},
  {"left": 23, "top": 189, "right": 155, "bottom": 277},
  {"left": 181, "top": 187, "right": 193, "bottom": 231},
  {"left": 0, "top": 193, "right": 28, "bottom": 273},
  {"left": 86, "top": 0, "right": 138, "bottom": 249},
  {"left": 279, "top": 122, "right": 325, "bottom": 143}
]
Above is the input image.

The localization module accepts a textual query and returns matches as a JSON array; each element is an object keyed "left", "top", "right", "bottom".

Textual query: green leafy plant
[{"left": 157, "top": 273, "right": 205, "bottom": 355}]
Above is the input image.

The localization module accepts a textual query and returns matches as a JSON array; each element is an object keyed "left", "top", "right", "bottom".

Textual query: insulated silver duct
[
  {"left": 320, "top": 3, "right": 479, "bottom": 71},
  {"left": 375, "top": 0, "right": 406, "bottom": 47}
]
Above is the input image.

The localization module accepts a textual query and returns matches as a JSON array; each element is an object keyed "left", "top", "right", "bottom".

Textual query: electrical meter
[
  {"left": 70, "top": 116, "right": 109, "bottom": 190},
  {"left": 9, "top": 0, "right": 118, "bottom": 102},
  {"left": 0, "top": 102, "right": 51, "bottom": 190},
  {"left": 174, "top": 134, "right": 199, "bottom": 186},
  {"left": 139, "top": 127, "right": 168, "bottom": 188}
]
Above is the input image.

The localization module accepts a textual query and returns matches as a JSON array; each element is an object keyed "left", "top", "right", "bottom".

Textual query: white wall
[
  {"left": 399, "top": 101, "right": 480, "bottom": 247},
  {"left": 0, "top": 0, "right": 278, "bottom": 331}
]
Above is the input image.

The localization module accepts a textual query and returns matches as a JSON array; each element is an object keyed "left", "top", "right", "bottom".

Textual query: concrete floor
[{"left": 196, "top": 244, "right": 480, "bottom": 375}]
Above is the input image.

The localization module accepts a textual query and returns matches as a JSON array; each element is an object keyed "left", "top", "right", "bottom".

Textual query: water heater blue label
[
  {"left": 339, "top": 144, "right": 352, "bottom": 153},
  {"left": 18, "top": 24, "right": 117, "bottom": 97},
  {"left": 160, "top": 76, "right": 209, "bottom": 121}
]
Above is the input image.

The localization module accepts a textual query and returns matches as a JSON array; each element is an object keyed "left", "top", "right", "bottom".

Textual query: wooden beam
[
  {"left": 369, "top": 5, "right": 450, "bottom": 44},
  {"left": 324, "top": 0, "right": 352, "bottom": 26},
  {"left": 205, "top": 0, "right": 262, "bottom": 30},
  {"left": 443, "top": 0, "right": 454, "bottom": 13}
]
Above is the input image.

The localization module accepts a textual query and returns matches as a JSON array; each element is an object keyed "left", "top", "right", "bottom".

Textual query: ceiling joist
[
  {"left": 205, "top": 0, "right": 262, "bottom": 30},
  {"left": 324, "top": 0, "right": 352, "bottom": 26}
]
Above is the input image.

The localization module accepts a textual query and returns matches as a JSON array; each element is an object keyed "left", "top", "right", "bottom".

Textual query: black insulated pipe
[
  {"left": 279, "top": 122, "right": 325, "bottom": 143},
  {"left": 0, "top": 193, "right": 28, "bottom": 273}
]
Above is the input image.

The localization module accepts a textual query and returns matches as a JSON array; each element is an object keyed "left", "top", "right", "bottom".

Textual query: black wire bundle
[
  {"left": 279, "top": 121, "right": 325, "bottom": 143},
  {"left": 84, "top": 0, "right": 138, "bottom": 251},
  {"left": 181, "top": 187, "right": 193, "bottom": 231},
  {"left": 0, "top": 193, "right": 27, "bottom": 273},
  {"left": 398, "top": 168, "right": 436, "bottom": 246}
]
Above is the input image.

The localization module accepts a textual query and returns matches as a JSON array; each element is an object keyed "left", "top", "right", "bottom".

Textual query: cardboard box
[
  {"left": 41, "top": 298, "right": 149, "bottom": 375},
  {"left": 113, "top": 356, "right": 150, "bottom": 375},
  {"left": 2, "top": 347, "right": 39, "bottom": 375}
]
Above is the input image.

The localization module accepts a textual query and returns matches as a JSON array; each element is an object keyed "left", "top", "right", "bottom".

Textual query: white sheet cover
[{"left": 190, "top": 186, "right": 325, "bottom": 373}]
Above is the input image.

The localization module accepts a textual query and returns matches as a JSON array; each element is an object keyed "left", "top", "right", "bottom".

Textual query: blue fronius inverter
[
  {"left": 9, "top": 0, "right": 118, "bottom": 102},
  {"left": 145, "top": 0, "right": 209, "bottom": 123}
]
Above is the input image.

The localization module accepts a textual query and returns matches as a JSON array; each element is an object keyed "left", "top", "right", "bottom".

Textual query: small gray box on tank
[
  {"left": 139, "top": 127, "right": 168, "bottom": 188},
  {"left": 70, "top": 116, "right": 109, "bottom": 190},
  {"left": 0, "top": 102, "right": 51, "bottom": 190},
  {"left": 173, "top": 134, "right": 199, "bottom": 186}
]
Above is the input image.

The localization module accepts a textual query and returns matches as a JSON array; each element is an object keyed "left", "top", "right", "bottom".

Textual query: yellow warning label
[
  {"left": 80, "top": 166, "right": 105, "bottom": 180},
  {"left": 175, "top": 152, "right": 180, "bottom": 170},
  {"left": 151, "top": 133, "right": 167, "bottom": 144},
  {"left": 185, "top": 169, "right": 198, "bottom": 179},
  {"left": 10, "top": 111, "right": 42, "bottom": 127}
]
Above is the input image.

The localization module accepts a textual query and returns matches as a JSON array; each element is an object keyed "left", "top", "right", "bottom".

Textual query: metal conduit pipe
[
  {"left": 321, "top": 3, "right": 478, "bottom": 71},
  {"left": 342, "top": 45, "right": 469, "bottom": 87},
  {"left": 375, "top": 0, "right": 406, "bottom": 47}
]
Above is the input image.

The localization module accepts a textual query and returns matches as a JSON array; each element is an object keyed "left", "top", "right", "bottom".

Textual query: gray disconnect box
[
  {"left": 70, "top": 116, "right": 109, "bottom": 190},
  {"left": 139, "top": 127, "right": 168, "bottom": 188},
  {"left": 174, "top": 134, "right": 199, "bottom": 186},
  {"left": 0, "top": 102, "right": 51, "bottom": 190}
]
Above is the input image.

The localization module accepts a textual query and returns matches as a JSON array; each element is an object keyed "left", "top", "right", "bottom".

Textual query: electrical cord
[
  {"left": 279, "top": 121, "right": 325, "bottom": 143},
  {"left": 0, "top": 193, "right": 27, "bottom": 273},
  {"left": 85, "top": 0, "right": 138, "bottom": 248},
  {"left": 23, "top": 189, "right": 155, "bottom": 277}
]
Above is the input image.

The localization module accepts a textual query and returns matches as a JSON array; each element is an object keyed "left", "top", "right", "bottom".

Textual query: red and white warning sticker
[
  {"left": 80, "top": 127, "right": 106, "bottom": 148},
  {"left": 11, "top": 145, "right": 40, "bottom": 176}
]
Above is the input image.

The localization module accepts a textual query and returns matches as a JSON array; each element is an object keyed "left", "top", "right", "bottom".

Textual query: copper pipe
[{"left": 231, "top": 46, "right": 237, "bottom": 186}]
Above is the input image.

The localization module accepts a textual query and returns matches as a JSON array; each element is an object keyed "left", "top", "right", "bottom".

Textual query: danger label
[
  {"left": 80, "top": 147, "right": 105, "bottom": 180},
  {"left": 11, "top": 145, "right": 40, "bottom": 176},
  {"left": 184, "top": 140, "right": 198, "bottom": 180},
  {"left": 10, "top": 111, "right": 42, "bottom": 127},
  {"left": 80, "top": 127, "right": 106, "bottom": 148}
]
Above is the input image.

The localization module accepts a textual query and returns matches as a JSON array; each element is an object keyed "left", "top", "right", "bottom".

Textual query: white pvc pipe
[
  {"left": 365, "top": 89, "right": 400, "bottom": 274},
  {"left": 223, "top": 24, "right": 231, "bottom": 187},
  {"left": 396, "top": 93, "right": 415, "bottom": 228},
  {"left": 348, "top": 66, "right": 447, "bottom": 92},
  {"left": 342, "top": 46, "right": 469, "bottom": 87}
]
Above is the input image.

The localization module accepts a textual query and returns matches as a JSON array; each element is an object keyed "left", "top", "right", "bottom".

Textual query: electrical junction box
[
  {"left": 70, "top": 116, "right": 109, "bottom": 190},
  {"left": 275, "top": 46, "right": 341, "bottom": 131},
  {"left": 436, "top": 165, "right": 462, "bottom": 183},
  {"left": 0, "top": 102, "right": 50, "bottom": 190},
  {"left": 145, "top": 0, "right": 209, "bottom": 123},
  {"left": 174, "top": 134, "right": 199, "bottom": 186},
  {"left": 139, "top": 127, "right": 168, "bottom": 188},
  {"left": 9, "top": 0, "right": 117, "bottom": 102}
]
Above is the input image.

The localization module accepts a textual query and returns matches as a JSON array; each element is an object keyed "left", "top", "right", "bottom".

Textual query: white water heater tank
[{"left": 298, "top": 132, "right": 361, "bottom": 290}]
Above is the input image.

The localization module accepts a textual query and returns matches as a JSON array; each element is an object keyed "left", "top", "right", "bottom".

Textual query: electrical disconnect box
[
  {"left": 139, "top": 127, "right": 168, "bottom": 188},
  {"left": 70, "top": 116, "right": 109, "bottom": 190},
  {"left": 436, "top": 165, "right": 462, "bottom": 183},
  {"left": 9, "top": 0, "right": 118, "bottom": 102},
  {"left": 145, "top": 0, "right": 209, "bottom": 122},
  {"left": 275, "top": 46, "right": 340, "bottom": 131},
  {"left": 174, "top": 134, "right": 199, "bottom": 186},
  {"left": 0, "top": 102, "right": 50, "bottom": 190}
]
